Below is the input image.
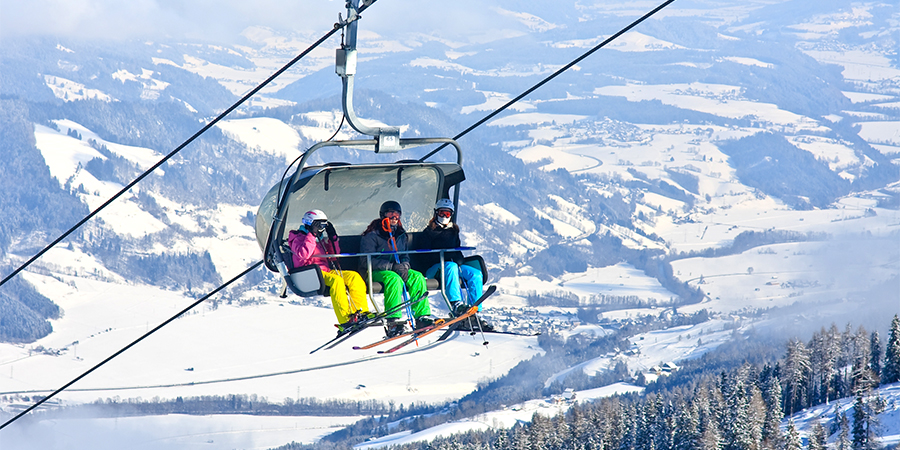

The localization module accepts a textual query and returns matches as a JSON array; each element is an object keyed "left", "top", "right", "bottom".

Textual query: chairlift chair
[{"left": 254, "top": 0, "right": 486, "bottom": 314}]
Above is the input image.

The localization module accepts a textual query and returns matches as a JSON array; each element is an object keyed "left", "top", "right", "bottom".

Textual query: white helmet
[
  {"left": 302, "top": 209, "right": 327, "bottom": 226},
  {"left": 434, "top": 199, "right": 455, "bottom": 212}
]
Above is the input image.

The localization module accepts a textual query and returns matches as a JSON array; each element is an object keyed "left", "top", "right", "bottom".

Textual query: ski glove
[
  {"left": 393, "top": 262, "right": 410, "bottom": 282},
  {"left": 325, "top": 222, "right": 338, "bottom": 242},
  {"left": 310, "top": 220, "right": 327, "bottom": 237}
]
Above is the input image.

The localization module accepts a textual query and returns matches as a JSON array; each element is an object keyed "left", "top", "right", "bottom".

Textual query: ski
[
  {"left": 439, "top": 328, "right": 541, "bottom": 341},
  {"left": 484, "top": 329, "right": 541, "bottom": 337},
  {"left": 352, "top": 318, "right": 446, "bottom": 350},
  {"left": 309, "top": 295, "right": 422, "bottom": 354},
  {"left": 377, "top": 285, "right": 496, "bottom": 354},
  {"left": 309, "top": 321, "right": 372, "bottom": 354}
]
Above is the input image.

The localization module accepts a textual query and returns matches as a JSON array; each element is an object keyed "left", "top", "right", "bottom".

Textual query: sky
[{"left": 0, "top": 0, "right": 502, "bottom": 43}]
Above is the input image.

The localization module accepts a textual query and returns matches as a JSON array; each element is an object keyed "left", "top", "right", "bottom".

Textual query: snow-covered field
[
  {"left": 4, "top": 413, "right": 360, "bottom": 450},
  {"left": 3, "top": 0, "right": 900, "bottom": 447},
  {"left": 0, "top": 267, "right": 540, "bottom": 448}
]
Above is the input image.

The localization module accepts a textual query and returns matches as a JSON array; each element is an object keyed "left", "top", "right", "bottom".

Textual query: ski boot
[
  {"left": 385, "top": 318, "right": 408, "bottom": 338},
  {"left": 414, "top": 315, "right": 438, "bottom": 330}
]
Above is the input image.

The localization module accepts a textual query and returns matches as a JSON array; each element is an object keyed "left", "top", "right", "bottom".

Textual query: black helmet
[{"left": 380, "top": 200, "right": 402, "bottom": 217}]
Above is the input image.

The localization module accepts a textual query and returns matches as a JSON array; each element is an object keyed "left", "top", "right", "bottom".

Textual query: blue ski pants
[{"left": 426, "top": 262, "right": 483, "bottom": 311}]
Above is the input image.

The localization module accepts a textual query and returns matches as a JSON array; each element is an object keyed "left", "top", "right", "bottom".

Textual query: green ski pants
[{"left": 371, "top": 269, "right": 430, "bottom": 319}]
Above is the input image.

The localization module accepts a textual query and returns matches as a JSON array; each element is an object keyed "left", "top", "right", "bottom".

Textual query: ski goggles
[
  {"left": 383, "top": 211, "right": 401, "bottom": 219},
  {"left": 435, "top": 209, "right": 452, "bottom": 218}
]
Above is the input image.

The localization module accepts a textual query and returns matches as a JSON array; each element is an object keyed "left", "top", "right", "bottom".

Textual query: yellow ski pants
[{"left": 323, "top": 269, "right": 369, "bottom": 324}]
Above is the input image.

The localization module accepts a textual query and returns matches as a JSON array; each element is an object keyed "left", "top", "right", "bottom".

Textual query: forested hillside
[{"left": 282, "top": 314, "right": 900, "bottom": 450}]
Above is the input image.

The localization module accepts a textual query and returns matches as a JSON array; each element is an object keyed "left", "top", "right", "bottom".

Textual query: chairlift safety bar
[{"left": 310, "top": 246, "right": 475, "bottom": 311}]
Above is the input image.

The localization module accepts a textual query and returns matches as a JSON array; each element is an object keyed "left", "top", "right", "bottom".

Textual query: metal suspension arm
[{"left": 335, "top": 0, "right": 401, "bottom": 152}]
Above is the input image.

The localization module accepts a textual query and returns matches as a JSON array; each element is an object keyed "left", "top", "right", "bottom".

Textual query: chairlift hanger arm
[{"left": 336, "top": 0, "right": 401, "bottom": 152}]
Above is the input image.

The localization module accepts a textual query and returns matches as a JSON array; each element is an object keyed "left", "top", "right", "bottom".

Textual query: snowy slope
[{"left": 2, "top": 0, "right": 900, "bottom": 447}]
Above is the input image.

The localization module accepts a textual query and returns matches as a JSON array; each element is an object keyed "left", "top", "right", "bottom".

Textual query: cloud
[
  {"left": 0, "top": 0, "right": 342, "bottom": 42},
  {"left": 0, "top": 0, "right": 512, "bottom": 44}
]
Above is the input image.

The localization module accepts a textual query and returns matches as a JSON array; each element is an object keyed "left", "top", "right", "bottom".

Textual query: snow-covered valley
[{"left": 2, "top": 0, "right": 899, "bottom": 448}]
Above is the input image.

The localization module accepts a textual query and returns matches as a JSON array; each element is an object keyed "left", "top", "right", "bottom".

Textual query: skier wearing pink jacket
[{"left": 288, "top": 210, "right": 369, "bottom": 331}]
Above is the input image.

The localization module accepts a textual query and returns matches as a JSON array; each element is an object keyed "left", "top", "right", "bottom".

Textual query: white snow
[
  {"left": 215, "top": 117, "right": 303, "bottom": 162},
  {"left": 111, "top": 68, "right": 170, "bottom": 100},
  {"left": 32, "top": 122, "right": 170, "bottom": 239},
  {"left": 548, "top": 30, "right": 688, "bottom": 53},
  {"left": 492, "top": 7, "right": 559, "bottom": 33},
  {"left": 802, "top": 49, "right": 900, "bottom": 83},
  {"left": 0, "top": 271, "right": 541, "bottom": 446},
  {"left": 842, "top": 91, "right": 895, "bottom": 104},
  {"left": 495, "top": 263, "right": 675, "bottom": 306},
  {"left": 788, "top": 382, "right": 900, "bottom": 448},
  {"left": 719, "top": 56, "right": 774, "bottom": 68},
  {"left": 595, "top": 83, "right": 826, "bottom": 131},
  {"left": 460, "top": 90, "right": 535, "bottom": 114},
  {"left": 410, "top": 57, "right": 559, "bottom": 79},
  {"left": 3, "top": 413, "right": 362, "bottom": 449},
  {"left": 44, "top": 75, "right": 114, "bottom": 102},
  {"left": 33, "top": 123, "right": 108, "bottom": 184},
  {"left": 788, "top": 6, "right": 874, "bottom": 35},
  {"left": 546, "top": 320, "right": 737, "bottom": 387},
  {"left": 857, "top": 121, "right": 900, "bottom": 146},
  {"left": 488, "top": 112, "right": 586, "bottom": 127},
  {"left": 472, "top": 202, "right": 521, "bottom": 225},
  {"left": 784, "top": 135, "right": 862, "bottom": 175},
  {"left": 52, "top": 119, "right": 163, "bottom": 170}
]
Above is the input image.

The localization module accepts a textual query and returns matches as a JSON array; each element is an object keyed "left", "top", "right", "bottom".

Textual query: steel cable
[{"left": 0, "top": 1, "right": 377, "bottom": 289}]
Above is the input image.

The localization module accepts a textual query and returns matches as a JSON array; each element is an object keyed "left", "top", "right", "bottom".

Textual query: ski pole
[{"left": 382, "top": 218, "right": 417, "bottom": 340}]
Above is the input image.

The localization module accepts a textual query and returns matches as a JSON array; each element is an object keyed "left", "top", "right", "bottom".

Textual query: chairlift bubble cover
[{"left": 256, "top": 163, "right": 463, "bottom": 272}]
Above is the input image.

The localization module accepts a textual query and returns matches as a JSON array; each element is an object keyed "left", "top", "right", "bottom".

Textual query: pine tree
[
  {"left": 634, "top": 399, "right": 651, "bottom": 450},
  {"left": 808, "top": 420, "right": 827, "bottom": 450},
  {"left": 883, "top": 314, "right": 900, "bottom": 384},
  {"left": 747, "top": 385, "right": 766, "bottom": 448},
  {"left": 852, "top": 391, "right": 869, "bottom": 449},
  {"left": 837, "top": 410, "right": 851, "bottom": 450},
  {"left": 618, "top": 402, "right": 637, "bottom": 450},
  {"left": 851, "top": 376, "right": 880, "bottom": 450},
  {"left": 869, "top": 331, "right": 882, "bottom": 385},
  {"left": 722, "top": 368, "right": 757, "bottom": 450},
  {"left": 697, "top": 389, "right": 723, "bottom": 450},
  {"left": 783, "top": 420, "right": 802, "bottom": 450},
  {"left": 760, "top": 372, "right": 783, "bottom": 449},
  {"left": 602, "top": 398, "right": 628, "bottom": 449},
  {"left": 673, "top": 401, "right": 700, "bottom": 450},
  {"left": 824, "top": 324, "right": 844, "bottom": 402},
  {"left": 528, "top": 412, "right": 549, "bottom": 450},
  {"left": 783, "top": 338, "right": 811, "bottom": 414}
]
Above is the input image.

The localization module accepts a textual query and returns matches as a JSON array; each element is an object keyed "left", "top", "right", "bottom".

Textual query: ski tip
[{"left": 352, "top": 346, "right": 361, "bottom": 350}]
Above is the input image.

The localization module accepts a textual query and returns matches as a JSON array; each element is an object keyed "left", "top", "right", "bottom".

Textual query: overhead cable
[
  {"left": 419, "top": 0, "right": 676, "bottom": 162},
  {"left": 0, "top": 261, "right": 264, "bottom": 430},
  {"left": 0, "top": 0, "right": 378, "bottom": 290}
]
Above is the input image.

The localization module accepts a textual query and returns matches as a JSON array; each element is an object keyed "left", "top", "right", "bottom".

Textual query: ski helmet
[
  {"left": 379, "top": 201, "right": 402, "bottom": 217},
  {"left": 434, "top": 199, "right": 455, "bottom": 212},
  {"left": 302, "top": 209, "right": 327, "bottom": 226}
]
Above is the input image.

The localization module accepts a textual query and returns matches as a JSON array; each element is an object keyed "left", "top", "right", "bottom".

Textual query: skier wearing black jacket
[{"left": 418, "top": 199, "right": 490, "bottom": 331}]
